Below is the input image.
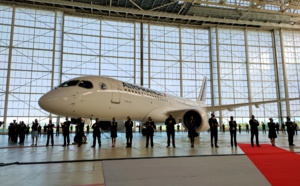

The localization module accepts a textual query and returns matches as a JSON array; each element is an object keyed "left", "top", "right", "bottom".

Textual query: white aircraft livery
[{"left": 38, "top": 75, "right": 299, "bottom": 132}]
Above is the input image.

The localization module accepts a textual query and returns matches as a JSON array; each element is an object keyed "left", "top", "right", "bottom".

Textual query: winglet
[{"left": 197, "top": 76, "right": 207, "bottom": 103}]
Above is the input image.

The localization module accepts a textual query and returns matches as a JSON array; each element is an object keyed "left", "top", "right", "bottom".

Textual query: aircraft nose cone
[{"left": 38, "top": 92, "right": 57, "bottom": 112}]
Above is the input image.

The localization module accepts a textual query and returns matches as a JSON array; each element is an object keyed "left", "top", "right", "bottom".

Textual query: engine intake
[{"left": 182, "top": 110, "right": 202, "bottom": 131}]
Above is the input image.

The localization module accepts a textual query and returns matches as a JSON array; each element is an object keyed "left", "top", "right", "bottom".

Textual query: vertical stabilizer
[{"left": 197, "top": 76, "right": 207, "bottom": 103}]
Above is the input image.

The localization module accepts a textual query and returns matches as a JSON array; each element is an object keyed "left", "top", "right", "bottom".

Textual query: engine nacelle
[{"left": 173, "top": 109, "right": 209, "bottom": 132}]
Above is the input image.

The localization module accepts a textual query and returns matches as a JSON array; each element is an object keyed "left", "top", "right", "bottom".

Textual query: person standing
[
  {"left": 125, "top": 116, "right": 133, "bottom": 148},
  {"left": 12, "top": 120, "right": 18, "bottom": 143},
  {"left": 86, "top": 124, "right": 90, "bottom": 135},
  {"left": 245, "top": 124, "right": 249, "bottom": 133},
  {"left": 209, "top": 113, "right": 219, "bottom": 148},
  {"left": 281, "top": 123, "right": 286, "bottom": 134},
  {"left": 56, "top": 123, "right": 60, "bottom": 136},
  {"left": 165, "top": 114, "right": 176, "bottom": 148},
  {"left": 18, "top": 121, "right": 26, "bottom": 145},
  {"left": 293, "top": 122, "right": 298, "bottom": 135},
  {"left": 238, "top": 124, "right": 241, "bottom": 134},
  {"left": 37, "top": 124, "right": 42, "bottom": 137},
  {"left": 249, "top": 115, "right": 260, "bottom": 147},
  {"left": 188, "top": 116, "right": 197, "bottom": 148},
  {"left": 25, "top": 124, "right": 30, "bottom": 138},
  {"left": 43, "top": 124, "right": 47, "bottom": 136},
  {"left": 262, "top": 122, "right": 266, "bottom": 134},
  {"left": 61, "top": 117, "right": 71, "bottom": 147},
  {"left": 286, "top": 116, "right": 295, "bottom": 146},
  {"left": 268, "top": 118, "right": 277, "bottom": 146},
  {"left": 275, "top": 122, "right": 280, "bottom": 134},
  {"left": 229, "top": 116, "right": 237, "bottom": 147},
  {"left": 91, "top": 118, "right": 101, "bottom": 148},
  {"left": 8, "top": 123, "right": 13, "bottom": 142},
  {"left": 110, "top": 117, "right": 118, "bottom": 147},
  {"left": 145, "top": 117, "right": 156, "bottom": 148},
  {"left": 46, "top": 119, "right": 54, "bottom": 147},
  {"left": 31, "top": 119, "right": 39, "bottom": 146},
  {"left": 76, "top": 118, "right": 84, "bottom": 147}
]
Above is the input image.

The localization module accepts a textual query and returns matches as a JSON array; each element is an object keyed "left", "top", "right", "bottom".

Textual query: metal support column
[
  {"left": 3, "top": 5, "right": 15, "bottom": 133},
  {"left": 140, "top": 22, "right": 143, "bottom": 86},
  {"left": 244, "top": 29, "right": 253, "bottom": 116},
  {"left": 279, "top": 29, "right": 290, "bottom": 118},
  {"left": 179, "top": 26, "right": 183, "bottom": 97}
]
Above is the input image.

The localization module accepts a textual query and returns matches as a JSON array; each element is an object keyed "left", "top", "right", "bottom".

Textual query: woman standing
[
  {"left": 188, "top": 116, "right": 197, "bottom": 148},
  {"left": 110, "top": 117, "right": 118, "bottom": 147},
  {"left": 268, "top": 118, "right": 277, "bottom": 146},
  {"left": 31, "top": 119, "right": 39, "bottom": 146}
]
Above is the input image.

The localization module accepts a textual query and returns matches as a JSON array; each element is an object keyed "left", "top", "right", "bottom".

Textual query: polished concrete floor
[{"left": 0, "top": 130, "right": 299, "bottom": 186}]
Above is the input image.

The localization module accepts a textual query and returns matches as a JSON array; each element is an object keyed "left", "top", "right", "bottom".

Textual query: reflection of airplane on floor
[{"left": 38, "top": 75, "right": 299, "bottom": 132}]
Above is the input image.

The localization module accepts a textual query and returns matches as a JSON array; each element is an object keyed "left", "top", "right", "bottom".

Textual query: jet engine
[{"left": 174, "top": 109, "right": 209, "bottom": 132}]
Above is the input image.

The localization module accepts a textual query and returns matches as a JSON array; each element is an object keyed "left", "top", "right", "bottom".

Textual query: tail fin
[{"left": 197, "top": 76, "right": 207, "bottom": 103}]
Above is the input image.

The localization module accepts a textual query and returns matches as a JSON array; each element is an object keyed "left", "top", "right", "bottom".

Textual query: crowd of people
[
  {"left": 4, "top": 113, "right": 299, "bottom": 148},
  {"left": 213, "top": 114, "right": 298, "bottom": 148}
]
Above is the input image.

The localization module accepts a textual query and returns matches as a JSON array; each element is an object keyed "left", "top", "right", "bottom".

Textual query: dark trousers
[
  {"left": 251, "top": 131, "right": 259, "bottom": 146},
  {"left": 287, "top": 131, "right": 294, "bottom": 145},
  {"left": 46, "top": 132, "right": 54, "bottom": 146},
  {"left": 77, "top": 132, "right": 83, "bottom": 146},
  {"left": 126, "top": 133, "right": 133, "bottom": 147},
  {"left": 92, "top": 133, "right": 101, "bottom": 147},
  {"left": 13, "top": 134, "right": 18, "bottom": 143},
  {"left": 19, "top": 134, "right": 25, "bottom": 144},
  {"left": 210, "top": 131, "right": 218, "bottom": 146},
  {"left": 63, "top": 132, "right": 70, "bottom": 146},
  {"left": 230, "top": 131, "right": 237, "bottom": 147},
  {"left": 146, "top": 134, "right": 154, "bottom": 147},
  {"left": 167, "top": 131, "right": 175, "bottom": 146}
]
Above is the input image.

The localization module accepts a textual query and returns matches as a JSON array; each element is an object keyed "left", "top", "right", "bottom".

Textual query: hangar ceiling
[{"left": 2, "top": 0, "right": 300, "bottom": 29}]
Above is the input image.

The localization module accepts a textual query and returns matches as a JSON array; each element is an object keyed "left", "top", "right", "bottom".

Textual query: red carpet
[{"left": 239, "top": 144, "right": 300, "bottom": 186}]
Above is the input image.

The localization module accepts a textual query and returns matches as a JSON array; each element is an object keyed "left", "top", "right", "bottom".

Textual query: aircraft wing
[{"left": 204, "top": 97, "right": 300, "bottom": 112}]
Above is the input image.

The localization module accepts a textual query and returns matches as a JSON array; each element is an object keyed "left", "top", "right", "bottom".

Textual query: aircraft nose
[{"left": 38, "top": 92, "right": 58, "bottom": 113}]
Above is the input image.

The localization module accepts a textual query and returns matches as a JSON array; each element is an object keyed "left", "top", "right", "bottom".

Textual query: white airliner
[{"left": 38, "top": 75, "right": 299, "bottom": 132}]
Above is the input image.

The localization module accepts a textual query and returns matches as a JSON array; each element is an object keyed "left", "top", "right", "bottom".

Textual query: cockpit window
[
  {"left": 78, "top": 80, "right": 93, "bottom": 89},
  {"left": 99, "top": 83, "right": 107, "bottom": 90},
  {"left": 58, "top": 80, "right": 80, "bottom": 87}
]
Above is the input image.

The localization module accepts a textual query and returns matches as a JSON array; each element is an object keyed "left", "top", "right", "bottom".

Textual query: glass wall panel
[
  {"left": 181, "top": 28, "right": 210, "bottom": 102},
  {"left": 149, "top": 25, "right": 180, "bottom": 96},
  {"left": 247, "top": 30, "right": 278, "bottom": 118},
  {"left": 282, "top": 30, "right": 300, "bottom": 118},
  {"left": 5, "top": 7, "right": 55, "bottom": 126},
  {"left": 218, "top": 29, "right": 248, "bottom": 119}
]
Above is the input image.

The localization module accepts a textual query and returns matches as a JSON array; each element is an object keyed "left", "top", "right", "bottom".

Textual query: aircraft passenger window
[
  {"left": 58, "top": 80, "right": 80, "bottom": 87},
  {"left": 78, "top": 81, "right": 93, "bottom": 89},
  {"left": 99, "top": 83, "right": 107, "bottom": 90}
]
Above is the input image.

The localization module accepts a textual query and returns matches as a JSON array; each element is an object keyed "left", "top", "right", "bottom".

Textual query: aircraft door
[{"left": 108, "top": 80, "right": 121, "bottom": 104}]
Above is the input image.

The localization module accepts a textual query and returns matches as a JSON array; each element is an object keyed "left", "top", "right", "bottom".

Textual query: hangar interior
[{"left": 1, "top": 0, "right": 300, "bottom": 132}]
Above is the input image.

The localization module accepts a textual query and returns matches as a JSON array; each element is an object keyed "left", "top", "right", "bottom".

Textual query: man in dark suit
[
  {"left": 165, "top": 114, "right": 176, "bottom": 148},
  {"left": 46, "top": 119, "right": 54, "bottom": 147},
  {"left": 209, "top": 113, "right": 219, "bottom": 148},
  {"left": 286, "top": 116, "right": 295, "bottom": 146},
  {"left": 62, "top": 117, "right": 71, "bottom": 147},
  {"left": 145, "top": 117, "right": 155, "bottom": 148},
  {"left": 91, "top": 118, "right": 101, "bottom": 148},
  {"left": 76, "top": 118, "right": 84, "bottom": 147},
  {"left": 229, "top": 116, "right": 237, "bottom": 147},
  {"left": 125, "top": 116, "right": 133, "bottom": 148},
  {"left": 249, "top": 115, "right": 260, "bottom": 147}
]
